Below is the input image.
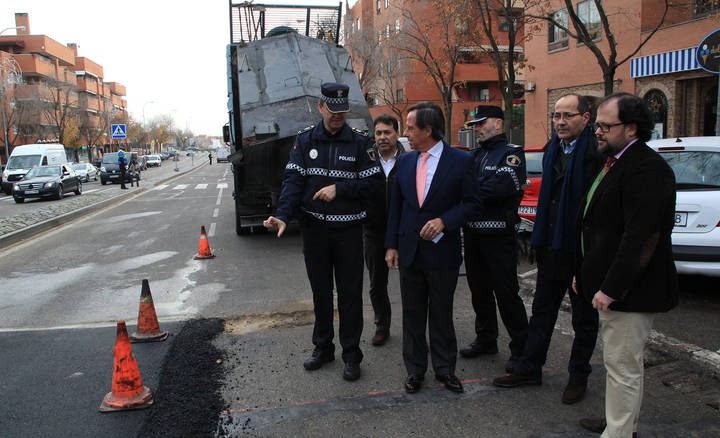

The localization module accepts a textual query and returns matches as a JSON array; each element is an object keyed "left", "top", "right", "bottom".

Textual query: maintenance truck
[{"left": 224, "top": 1, "right": 373, "bottom": 234}]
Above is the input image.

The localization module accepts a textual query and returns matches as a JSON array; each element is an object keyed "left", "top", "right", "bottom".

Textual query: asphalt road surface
[{"left": 0, "top": 162, "right": 718, "bottom": 437}]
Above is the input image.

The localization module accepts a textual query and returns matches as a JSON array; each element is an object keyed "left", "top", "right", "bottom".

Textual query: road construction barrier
[
  {"left": 194, "top": 225, "right": 216, "bottom": 259},
  {"left": 99, "top": 321, "right": 154, "bottom": 412},
  {"left": 130, "top": 279, "right": 168, "bottom": 343}
]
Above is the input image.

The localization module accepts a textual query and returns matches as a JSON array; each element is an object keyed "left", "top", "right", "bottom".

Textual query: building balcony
[
  {"left": 105, "top": 82, "right": 126, "bottom": 97},
  {"left": 6, "top": 35, "right": 75, "bottom": 65},
  {"left": 14, "top": 53, "right": 60, "bottom": 80},
  {"left": 72, "top": 57, "right": 104, "bottom": 79},
  {"left": 77, "top": 77, "right": 100, "bottom": 95}
]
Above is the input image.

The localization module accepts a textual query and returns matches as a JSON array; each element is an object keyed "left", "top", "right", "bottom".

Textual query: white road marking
[
  {"left": 216, "top": 183, "right": 228, "bottom": 189},
  {"left": 153, "top": 184, "right": 169, "bottom": 191},
  {"left": 173, "top": 184, "right": 188, "bottom": 190},
  {"left": 84, "top": 189, "right": 99, "bottom": 194},
  {"left": 208, "top": 222, "right": 216, "bottom": 237},
  {"left": 195, "top": 183, "right": 208, "bottom": 189},
  {"left": 213, "top": 208, "right": 219, "bottom": 218},
  {"left": 216, "top": 188, "right": 223, "bottom": 206},
  {"left": 1, "top": 196, "right": 13, "bottom": 202}
]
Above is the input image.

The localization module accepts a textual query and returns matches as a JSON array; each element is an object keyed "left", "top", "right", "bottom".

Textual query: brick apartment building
[
  {"left": 345, "top": 0, "right": 524, "bottom": 144},
  {"left": 0, "top": 13, "right": 128, "bottom": 164},
  {"left": 523, "top": 0, "right": 720, "bottom": 147}
]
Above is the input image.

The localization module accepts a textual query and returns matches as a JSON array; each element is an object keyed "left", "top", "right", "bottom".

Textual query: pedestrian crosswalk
[{"left": 150, "top": 183, "right": 227, "bottom": 191}]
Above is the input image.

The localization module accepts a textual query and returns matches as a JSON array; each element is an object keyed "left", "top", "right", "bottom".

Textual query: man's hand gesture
[{"left": 263, "top": 216, "right": 287, "bottom": 237}]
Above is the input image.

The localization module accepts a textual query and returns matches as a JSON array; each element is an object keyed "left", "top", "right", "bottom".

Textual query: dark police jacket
[
  {"left": 276, "top": 121, "right": 382, "bottom": 227},
  {"left": 464, "top": 133, "right": 525, "bottom": 236},
  {"left": 363, "top": 143, "right": 405, "bottom": 237}
]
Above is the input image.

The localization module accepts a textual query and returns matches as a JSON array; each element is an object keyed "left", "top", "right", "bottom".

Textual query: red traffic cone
[
  {"left": 99, "top": 321, "right": 154, "bottom": 412},
  {"left": 194, "top": 225, "right": 215, "bottom": 259},
  {"left": 130, "top": 279, "right": 168, "bottom": 343}
]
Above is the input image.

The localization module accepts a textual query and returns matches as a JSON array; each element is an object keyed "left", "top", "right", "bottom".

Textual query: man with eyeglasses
[
  {"left": 494, "top": 93, "right": 604, "bottom": 406},
  {"left": 576, "top": 93, "right": 678, "bottom": 437},
  {"left": 459, "top": 105, "right": 529, "bottom": 375}
]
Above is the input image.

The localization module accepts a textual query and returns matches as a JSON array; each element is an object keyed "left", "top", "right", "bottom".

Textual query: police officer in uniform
[
  {"left": 264, "top": 82, "right": 382, "bottom": 381},
  {"left": 459, "top": 105, "right": 528, "bottom": 372},
  {"left": 118, "top": 150, "right": 128, "bottom": 190}
]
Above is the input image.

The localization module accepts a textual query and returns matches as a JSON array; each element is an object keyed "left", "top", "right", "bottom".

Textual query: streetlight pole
[{"left": 0, "top": 26, "right": 25, "bottom": 163}]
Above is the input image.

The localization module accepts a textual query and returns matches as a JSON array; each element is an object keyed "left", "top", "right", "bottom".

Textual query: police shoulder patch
[
  {"left": 366, "top": 148, "right": 377, "bottom": 161},
  {"left": 297, "top": 125, "right": 314, "bottom": 135},
  {"left": 506, "top": 154, "right": 521, "bottom": 166}
]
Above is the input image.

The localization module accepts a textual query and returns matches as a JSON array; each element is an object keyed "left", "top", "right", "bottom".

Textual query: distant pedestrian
[
  {"left": 577, "top": 92, "right": 678, "bottom": 437},
  {"left": 128, "top": 158, "right": 140, "bottom": 187},
  {"left": 118, "top": 150, "right": 128, "bottom": 190},
  {"left": 208, "top": 153, "right": 213, "bottom": 165}
]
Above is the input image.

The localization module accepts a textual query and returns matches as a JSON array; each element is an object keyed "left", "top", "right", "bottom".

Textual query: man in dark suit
[
  {"left": 493, "top": 94, "right": 604, "bottom": 405},
  {"left": 576, "top": 93, "right": 678, "bottom": 437},
  {"left": 385, "top": 102, "right": 480, "bottom": 394}
]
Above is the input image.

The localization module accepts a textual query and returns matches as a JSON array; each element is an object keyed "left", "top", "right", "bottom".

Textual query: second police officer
[
  {"left": 264, "top": 82, "right": 382, "bottom": 382},
  {"left": 459, "top": 105, "right": 529, "bottom": 373}
]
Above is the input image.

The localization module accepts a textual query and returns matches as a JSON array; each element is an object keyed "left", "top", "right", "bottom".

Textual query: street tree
[
  {"left": 374, "top": 55, "right": 410, "bottom": 133},
  {"left": 40, "top": 77, "right": 80, "bottom": 146},
  {"left": 389, "top": 0, "right": 466, "bottom": 143},
  {"left": 530, "top": 0, "right": 669, "bottom": 96},
  {"left": 345, "top": 27, "right": 381, "bottom": 90}
]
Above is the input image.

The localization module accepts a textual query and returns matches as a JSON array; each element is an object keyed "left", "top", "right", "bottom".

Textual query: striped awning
[{"left": 631, "top": 47, "right": 700, "bottom": 78}]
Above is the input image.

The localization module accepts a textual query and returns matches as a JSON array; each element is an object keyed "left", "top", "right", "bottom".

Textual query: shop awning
[{"left": 631, "top": 47, "right": 699, "bottom": 78}]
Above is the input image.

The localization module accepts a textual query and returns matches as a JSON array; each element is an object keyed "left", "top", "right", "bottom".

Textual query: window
[
  {"left": 356, "top": 18, "right": 360, "bottom": 30},
  {"left": 395, "top": 19, "right": 400, "bottom": 33},
  {"left": 385, "top": 0, "right": 389, "bottom": 8},
  {"left": 377, "top": 0, "right": 381, "bottom": 14},
  {"left": 396, "top": 88, "right": 404, "bottom": 102},
  {"left": 386, "top": 24, "right": 390, "bottom": 38},
  {"left": 695, "top": 0, "right": 720, "bottom": 16},
  {"left": 378, "top": 30, "right": 383, "bottom": 44},
  {"left": 577, "top": 0, "right": 601, "bottom": 36},
  {"left": 548, "top": 9, "right": 569, "bottom": 51},
  {"left": 499, "top": 15, "right": 519, "bottom": 32},
  {"left": 467, "top": 84, "right": 490, "bottom": 102}
]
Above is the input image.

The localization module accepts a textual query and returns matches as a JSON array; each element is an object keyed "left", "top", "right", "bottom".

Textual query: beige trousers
[{"left": 599, "top": 310, "right": 655, "bottom": 438}]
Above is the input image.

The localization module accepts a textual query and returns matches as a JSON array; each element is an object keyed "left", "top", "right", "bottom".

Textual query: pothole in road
[{"left": 225, "top": 310, "right": 320, "bottom": 335}]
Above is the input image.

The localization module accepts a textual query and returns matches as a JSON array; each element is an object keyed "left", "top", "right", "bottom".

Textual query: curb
[{"left": 0, "top": 161, "right": 208, "bottom": 250}]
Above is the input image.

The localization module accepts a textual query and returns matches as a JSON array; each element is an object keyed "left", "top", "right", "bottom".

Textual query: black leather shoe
[
  {"left": 579, "top": 418, "right": 606, "bottom": 434},
  {"left": 459, "top": 339, "right": 498, "bottom": 358},
  {"left": 342, "top": 362, "right": 361, "bottom": 381},
  {"left": 303, "top": 349, "right": 334, "bottom": 371},
  {"left": 493, "top": 372, "right": 542, "bottom": 388},
  {"left": 435, "top": 374, "right": 464, "bottom": 393},
  {"left": 405, "top": 374, "right": 424, "bottom": 393},
  {"left": 371, "top": 330, "right": 389, "bottom": 346},
  {"left": 505, "top": 355, "right": 521, "bottom": 373},
  {"left": 562, "top": 379, "right": 587, "bottom": 404}
]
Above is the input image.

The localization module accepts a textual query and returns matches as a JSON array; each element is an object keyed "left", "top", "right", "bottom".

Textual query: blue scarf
[{"left": 531, "top": 125, "right": 592, "bottom": 252}]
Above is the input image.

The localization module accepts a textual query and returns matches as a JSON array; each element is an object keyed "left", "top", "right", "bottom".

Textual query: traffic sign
[
  {"left": 696, "top": 28, "right": 720, "bottom": 73},
  {"left": 111, "top": 124, "right": 127, "bottom": 139}
]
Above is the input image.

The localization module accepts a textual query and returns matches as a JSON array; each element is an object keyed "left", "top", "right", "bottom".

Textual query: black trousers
[
  {"left": 363, "top": 233, "right": 391, "bottom": 332},
  {"left": 464, "top": 232, "right": 528, "bottom": 356},
  {"left": 301, "top": 222, "right": 364, "bottom": 364},
  {"left": 399, "top": 254, "right": 459, "bottom": 376},
  {"left": 514, "top": 270, "right": 599, "bottom": 381},
  {"left": 119, "top": 168, "right": 127, "bottom": 188}
]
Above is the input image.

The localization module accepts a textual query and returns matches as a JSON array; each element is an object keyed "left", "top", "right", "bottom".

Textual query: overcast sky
[{"left": 0, "top": 0, "right": 353, "bottom": 137}]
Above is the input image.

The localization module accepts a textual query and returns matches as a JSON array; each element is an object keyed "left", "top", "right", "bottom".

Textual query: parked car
[
  {"left": 159, "top": 152, "right": 169, "bottom": 160},
  {"left": 71, "top": 162, "right": 98, "bottom": 182},
  {"left": 2, "top": 143, "right": 68, "bottom": 194},
  {"left": 12, "top": 164, "right": 82, "bottom": 203},
  {"left": 648, "top": 137, "right": 720, "bottom": 277},
  {"left": 146, "top": 155, "right": 162, "bottom": 167},
  {"left": 137, "top": 155, "right": 148, "bottom": 171},
  {"left": 517, "top": 144, "right": 544, "bottom": 232}
]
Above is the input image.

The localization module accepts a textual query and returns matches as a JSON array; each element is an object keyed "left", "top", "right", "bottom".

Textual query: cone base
[
  {"left": 130, "top": 330, "right": 168, "bottom": 343},
  {"left": 194, "top": 253, "right": 216, "bottom": 260},
  {"left": 99, "top": 386, "right": 154, "bottom": 412}
]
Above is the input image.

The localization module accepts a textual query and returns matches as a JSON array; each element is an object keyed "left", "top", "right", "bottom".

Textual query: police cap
[
  {"left": 320, "top": 82, "right": 350, "bottom": 113},
  {"left": 467, "top": 105, "right": 504, "bottom": 125}
]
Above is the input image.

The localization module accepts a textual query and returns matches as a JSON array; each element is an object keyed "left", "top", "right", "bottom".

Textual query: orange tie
[{"left": 416, "top": 152, "right": 430, "bottom": 206}]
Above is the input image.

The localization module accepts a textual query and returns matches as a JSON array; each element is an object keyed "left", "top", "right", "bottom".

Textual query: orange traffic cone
[
  {"left": 99, "top": 321, "right": 154, "bottom": 412},
  {"left": 194, "top": 225, "right": 215, "bottom": 259},
  {"left": 130, "top": 279, "right": 168, "bottom": 343}
]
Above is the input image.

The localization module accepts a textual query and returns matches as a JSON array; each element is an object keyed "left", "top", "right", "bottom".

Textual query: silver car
[{"left": 71, "top": 162, "right": 98, "bottom": 182}]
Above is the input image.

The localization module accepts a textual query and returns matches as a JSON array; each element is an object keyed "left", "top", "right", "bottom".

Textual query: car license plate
[
  {"left": 674, "top": 212, "right": 687, "bottom": 227},
  {"left": 109, "top": 175, "right": 118, "bottom": 179},
  {"left": 518, "top": 206, "right": 536, "bottom": 215},
  {"left": 25, "top": 189, "right": 39, "bottom": 194}
]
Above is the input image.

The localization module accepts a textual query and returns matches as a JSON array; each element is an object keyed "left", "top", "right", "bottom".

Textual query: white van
[{"left": 2, "top": 143, "right": 68, "bottom": 194}]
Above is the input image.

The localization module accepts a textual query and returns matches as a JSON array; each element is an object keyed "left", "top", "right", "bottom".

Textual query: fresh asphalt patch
[{"left": 138, "top": 318, "right": 227, "bottom": 437}]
